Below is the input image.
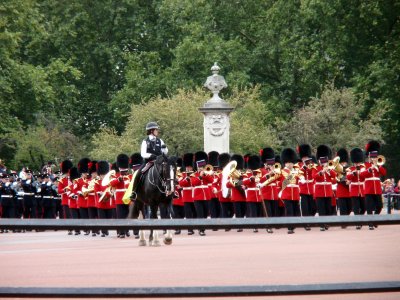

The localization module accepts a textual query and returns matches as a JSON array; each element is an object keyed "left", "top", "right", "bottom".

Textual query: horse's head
[{"left": 155, "top": 154, "right": 176, "bottom": 196}]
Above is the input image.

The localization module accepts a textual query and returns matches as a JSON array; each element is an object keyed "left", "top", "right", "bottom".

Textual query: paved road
[{"left": 1, "top": 218, "right": 400, "bottom": 299}]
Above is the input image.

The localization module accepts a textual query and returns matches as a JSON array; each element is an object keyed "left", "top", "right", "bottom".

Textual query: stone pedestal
[{"left": 199, "top": 63, "right": 234, "bottom": 153}]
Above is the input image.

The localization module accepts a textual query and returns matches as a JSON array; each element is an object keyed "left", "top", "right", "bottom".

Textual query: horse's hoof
[
  {"left": 138, "top": 240, "right": 147, "bottom": 247},
  {"left": 163, "top": 237, "right": 173, "bottom": 245},
  {"left": 151, "top": 241, "right": 161, "bottom": 247}
]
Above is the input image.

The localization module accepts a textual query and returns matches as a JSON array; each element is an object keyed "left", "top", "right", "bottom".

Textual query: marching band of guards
[{"left": 0, "top": 124, "right": 390, "bottom": 235}]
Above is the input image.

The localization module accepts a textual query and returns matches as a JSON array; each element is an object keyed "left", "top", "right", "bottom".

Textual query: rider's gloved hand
[{"left": 149, "top": 154, "right": 157, "bottom": 160}]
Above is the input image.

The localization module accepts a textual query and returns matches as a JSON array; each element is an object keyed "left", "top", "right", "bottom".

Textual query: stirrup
[{"left": 130, "top": 191, "right": 137, "bottom": 201}]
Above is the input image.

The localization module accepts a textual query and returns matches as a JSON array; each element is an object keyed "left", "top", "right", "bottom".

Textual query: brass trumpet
[
  {"left": 376, "top": 155, "right": 385, "bottom": 166},
  {"left": 203, "top": 164, "right": 214, "bottom": 175}
]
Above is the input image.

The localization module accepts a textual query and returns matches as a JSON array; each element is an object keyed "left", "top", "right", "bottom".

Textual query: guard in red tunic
[
  {"left": 191, "top": 151, "right": 213, "bottom": 236},
  {"left": 243, "top": 155, "right": 262, "bottom": 232},
  {"left": 312, "top": 146, "right": 337, "bottom": 223},
  {"left": 336, "top": 148, "right": 351, "bottom": 217},
  {"left": 226, "top": 154, "right": 246, "bottom": 231},
  {"left": 87, "top": 161, "right": 99, "bottom": 236},
  {"left": 109, "top": 154, "right": 132, "bottom": 238},
  {"left": 361, "top": 140, "right": 386, "bottom": 229},
  {"left": 58, "top": 160, "right": 73, "bottom": 224},
  {"left": 68, "top": 167, "right": 80, "bottom": 235},
  {"left": 217, "top": 153, "right": 233, "bottom": 220},
  {"left": 346, "top": 148, "right": 366, "bottom": 229},
  {"left": 259, "top": 147, "right": 280, "bottom": 221},
  {"left": 95, "top": 161, "right": 112, "bottom": 237},
  {"left": 77, "top": 158, "right": 91, "bottom": 235},
  {"left": 172, "top": 157, "right": 184, "bottom": 235},
  {"left": 179, "top": 153, "right": 196, "bottom": 235},
  {"left": 296, "top": 144, "right": 316, "bottom": 221},
  {"left": 208, "top": 151, "right": 221, "bottom": 219},
  {"left": 278, "top": 148, "right": 302, "bottom": 234}
]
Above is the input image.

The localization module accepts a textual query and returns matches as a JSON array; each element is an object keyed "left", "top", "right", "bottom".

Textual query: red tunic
[
  {"left": 109, "top": 172, "right": 132, "bottom": 205},
  {"left": 312, "top": 167, "right": 336, "bottom": 198},
  {"left": 226, "top": 177, "right": 246, "bottom": 202},
  {"left": 178, "top": 173, "right": 193, "bottom": 203},
  {"left": 87, "top": 177, "right": 98, "bottom": 208},
  {"left": 298, "top": 163, "right": 314, "bottom": 195},
  {"left": 278, "top": 168, "right": 300, "bottom": 201},
  {"left": 215, "top": 172, "right": 231, "bottom": 203},
  {"left": 76, "top": 177, "right": 89, "bottom": 208},
  {"left": 259, "top": 167, "right": 280, "bottom": 201},
  {"left": 360, "top": 163, "right": 386, "bottom": 195},
  {"left": 243, "top": 172, "right": 262, "bottom": 202},
  {"left": 191, "top": 172, "right": 213, "bottom": 201},
  {"left": 69, "top": 179, "right": 79, "bottom": 209},
  {"left": 95, "top": 179, "right": 111, "bottom": 210},
  {"left": 346, "top": 166, "right": 365, "bottom": 197},
  {"left": 57, "top": 176, "right": 70, "bottom": 206}
]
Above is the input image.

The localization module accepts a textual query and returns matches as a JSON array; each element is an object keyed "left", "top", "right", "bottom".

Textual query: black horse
[{"left": 128, "top": 154, "right": 177, "bottom": 246}]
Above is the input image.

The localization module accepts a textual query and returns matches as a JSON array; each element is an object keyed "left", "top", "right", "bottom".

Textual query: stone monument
[{"left": 199, "top": 62, "right": 234, "bottom": 153}]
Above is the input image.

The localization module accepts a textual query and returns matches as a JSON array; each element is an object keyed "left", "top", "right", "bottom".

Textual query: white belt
[
  {"left": 115, "top": 189, "right": 126, "bottom": 193},
  {"left": 267, "top": 183, "right": 277, "bottom": 187},
  {"left": 88, "top": 193, "right": 95, "bottom": 196},
  {"left": 42, "top": 196, "right": 53, "bottom": 199},
  {"left": 24, "top": 193, "right": 35, "bottom": 196},
  {"left": 1, "top": 195, "right": 12, "bottom": 198},
  {"left": 302, "top": 180, "right": 314, "bottom": 184},
  {"left": 182, "top": 187, "right": 192, "bottom": 191},
  {"left": 315, "top": 182, "right": 332, "bottom": 185},
  {"left": 350, "top": 182, "right": 363, "bottom": 185},
  {"left": 364, "top": 177, "right": 380, "bottom": 181},
  {"left": 247, "top": 188, "right": 260, "bottom": 191},
  {"left": 194, "top": 185, "right": 208, "bottom": 189},
  {"left": 287, "top": 184, "right": 299, "bottom": 188}
]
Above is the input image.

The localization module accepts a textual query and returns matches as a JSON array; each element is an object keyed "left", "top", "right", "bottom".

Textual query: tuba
[{"left": 221, "top": 161, "right": 241, "bottom": 198}]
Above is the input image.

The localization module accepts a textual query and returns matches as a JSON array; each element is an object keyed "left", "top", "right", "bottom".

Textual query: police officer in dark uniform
[
  {"left": 0, "top": 174, "right": 16, "bottom": 225},
  {"left": 41, "top": 174, "right": 57, "bottom": 219},
  {"left": 22, "top": 169, "right": 37, "bottom": 219}
]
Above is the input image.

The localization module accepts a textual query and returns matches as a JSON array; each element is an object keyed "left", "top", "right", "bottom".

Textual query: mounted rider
[{"left": 129, "top": 122, "right": 168, "bottom": 201}]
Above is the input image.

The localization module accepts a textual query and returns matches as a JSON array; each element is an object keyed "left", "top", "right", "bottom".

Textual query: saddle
[{"left": 130, "top": 162, "right": 154, "bottom": 201}]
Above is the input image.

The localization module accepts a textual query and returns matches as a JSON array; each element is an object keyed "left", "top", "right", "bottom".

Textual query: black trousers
[
  {"left": 1, "top": 204, "right": 15, "bottom": 218},
  {"left": 88, "top": 207, "right": 98, "bottom": 219},
  {"left": 284, "top": 200, "right": 300, "bottom": 231},
  {"left": 62, "top": 205, "right": 71, "bottom": 219},
  {"left": 209, "top": 198, "right": 221, "bottom": 218},
  {"left": 246, "top": 202, "right": 260, "bottom": 218},
  {"left": 351, "top": 197, "right": 365, "bottom": 215},
  {"left": 234, "top": 201, "right": 246, "bottom": 218},
  {"left": 23, "top": 196, "right": 37, "bottom": 218},
  {"left": 98, "top": 208, "right": 113, "bottom": 234},
  {"left": 194, "top": 200, "right": 208, "bottom": 219},
  {"left": 70, "top": 208, "right": 80, "bottom": 233},
  {"left": 300, "top": 194, "right": 315, "bottom": 216},
  {"left": 365, "top": 194, "right": 383, "bottom": 215},
  {"left": 264, "top": 200, "right": 278, "bottom": 217},
  {"left": 316, "top": 197, "right": 332, "bottom": 216},
  {"left": 220, "top": 202, "right": 234, "bottom": 218},
  {"left": 43, "top": 206, "right": 55, "bottom": 219},
  {"left": 116, "top": 204, "right": 129, "bottom": 235},
  {"left": 173, "top": 205, "right": 185, "bottom": 219},
  {"left": 184, "top": 202, "right": 197, "bottom": 219},
  {"left": 338, "top": 198, "right": 352, "bottom": 215}
]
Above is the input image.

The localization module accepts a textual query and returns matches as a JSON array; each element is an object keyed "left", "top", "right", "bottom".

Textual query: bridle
[{"left": 148, "top": 157, "right": 175, "bottom": 196}]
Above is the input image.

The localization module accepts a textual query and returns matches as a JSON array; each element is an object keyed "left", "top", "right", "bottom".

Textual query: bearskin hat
[
  {"left": 275, "top": 155, "right": 281, "bottom": 165},
  {"left": 208, "top": 151, "right": 219, "bottom": 167},
  {"left": 194, "top": 151, "right": 208, "bottom": 163},
  {"left": 365, "top": 140, "right": 381, "bottom": 156},
  {"left": 218, "top": 153, "right": 231, "bottom": 169},
  {"left": 297, "top": 144, "right": 312, "bottom": 159},
  {"left": 336, "top": 148, "right": 349, "bottom": 163},
  {"left": 183, "top": 153, "right": 194, "bottom": 169},
  {"left": 260, "top": 147, "right": 275, "bottom": 163},
  {"left": 281, "top": 148, "right": 297, "bottom": 164},
  {"left": 350, "top": 148, "right": 364, "bottom": 163},
  {"left": 111, "top": 162, "right": 119, "bottom": 172},
  {"left": 60, "top": 160, "right": 73, "bottom": 174},
  {"left": 78, "top": 158, "right": 91, "bottom": 174},
  {"left": 316, "top": 145, "right": 332, "bottom": 160},
  {"left": 96, "top": 161, "right": 110, "bottom": 176},
  {"left": 176, "top": 157, "right": 183, "bottom": 169},
  {"left": 231, "top": 154, "right": 244, "bottom": 170},
  {"left": 69, "top": 167, "right": 80, "bottom": 181},
  {"left": 129, "top": 153, "right": 143, "bottom": 169},
  {"left": 116, "top": 153, "right": 129, "bottom": 170},
  {"left": 248, "top": 155, "right": 261, "bottom": 170},
  {"left": 243, "top": 153, "right": 251, "bottom": 169},
  {"left": 88, "top": 160, "right": 97, "bottom": 175}
]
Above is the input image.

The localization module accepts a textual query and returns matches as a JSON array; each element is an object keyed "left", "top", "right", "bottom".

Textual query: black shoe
[
  {"left": 174, "top": 230, "right": 181, "bottom": 235},
  {"left": 225, "top": 228, "right": 231, "bottom": 232},
  {"left": 288, "top": 229, "right": 294, "bottom": 234},
  {"left": 341, "top": 226, "right": 347, "bottom": 229},
  {"left": 188, "top": 230, "right": 194, "bottom": 235},
  {"left": 67, "top": 231, "right": 72, "bottom": 235},
  {"left": 369, "top": 225, "right": 375, "bottom": 230},
  {"left": 356, "top": 225, "right": 362, "bottom": 230},
  {"left": 0, "top": 229, "right": 4, "bottom": 233},
  {"left": 92, "top": 233, "right": 97, "bottom": 237},
  {"left": 199, "top": 230, "right": 206, "bottom": 236},
  {"left": 134, "top": 234, "right": 140, "bottom": 239},
  {"left": 253, "top": 229, "right": 258, "bottom": 233},
  {"left": 84, "top": 231, "right": 90, "bottom": 236},
  {"left": 267, "top": 228, "right": 273, "bottom": 233},
  {"left": 212, "top": 229, "right": 218, "bottom": 231},
  {"left": 74, "top": 231, "right": 80, "bottom": 235},
  {"left": 119, "top": 234, "right": 125, "bottom": 238},
  {"left": 304, "top": 226, "right": 311, "bottom": 231},
  {"left": 320, "top": 226, "right": 325, "bottom": 232},
  {"left": 237, "top": 229, "right": 243, "bottom": 232},
  {"left": 101, "top": 233, "right": 106, "bottom": 237},
  {"left": 126, "top": 232, "right": 130, "bottom": 237},
  {"left": 324, "top": 225, "right": 329, "bottom": 230}
]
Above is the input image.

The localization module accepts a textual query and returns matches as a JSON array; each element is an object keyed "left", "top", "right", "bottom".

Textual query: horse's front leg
[
  {"left": 164, "top": 230, "right": 173, "bottom": 245},
  {"left": 138, "top": 230, "right": 147, "bottom": 247},
  {"left": 149, "top": 205, "right": 161, "bottom": 247}
]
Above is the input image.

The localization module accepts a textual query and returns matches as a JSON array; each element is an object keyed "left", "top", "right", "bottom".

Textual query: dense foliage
[{"left": 1, "top": 0, "right": 399, "bottom": 175}]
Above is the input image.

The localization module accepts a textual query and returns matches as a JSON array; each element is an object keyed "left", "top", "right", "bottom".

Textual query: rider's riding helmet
[{"left": 146, "top": 122, "right": 160, "bottom": 132}]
